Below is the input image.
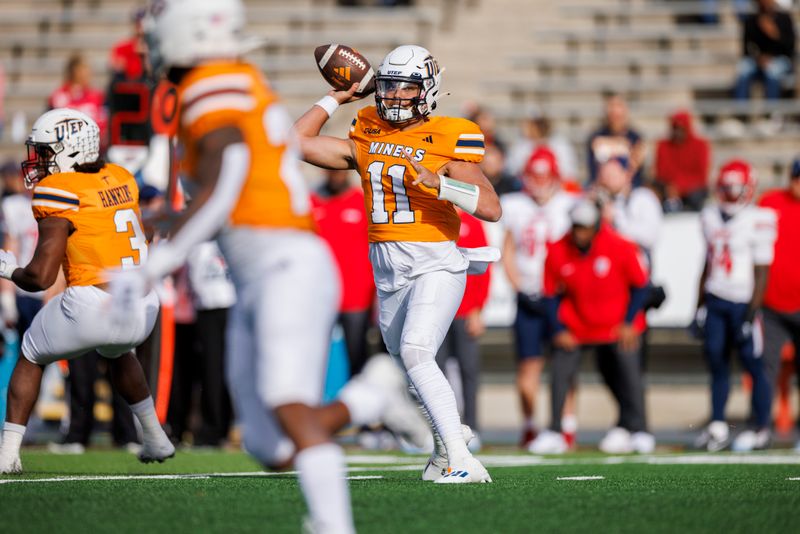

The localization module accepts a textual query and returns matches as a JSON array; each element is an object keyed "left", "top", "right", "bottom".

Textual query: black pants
[
  {"left": 761, "top": 307, "right": 800, "bottom": 426},
  {"left": 167, "top": 308, "right": 232, "bottom": 446},
  {"left": 65, "top": 351, "right": 138, "bottom": 446},
  {"left": 550, "top": 343, "right": 647, "bottom": 433},
  {"left": 339, "top": 309, "right": 371, "bottom": 377},
  {"left": 435, "top": 317, "right": 480, "bottom": 430}
]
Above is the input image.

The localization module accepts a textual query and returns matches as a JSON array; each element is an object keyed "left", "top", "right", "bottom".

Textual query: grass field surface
[{"left": 2, "top": 449, "right": 800, "bottom": 533}]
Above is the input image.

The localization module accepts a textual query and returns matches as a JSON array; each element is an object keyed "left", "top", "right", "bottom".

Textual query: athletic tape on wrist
[
  {"left": 314, "top": 95, "right": 340, "bottom": 118},
  {"left": 438, "top": 176, "right": 479, "bottom": 214}
]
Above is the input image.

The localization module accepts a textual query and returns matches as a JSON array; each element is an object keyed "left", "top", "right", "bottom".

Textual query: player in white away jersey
[
  {"left": 500, "top": 147, "right": 576, "bottom": 453},
  {"left": 693, "top": 159, "right": 777, "bottom": 452}
]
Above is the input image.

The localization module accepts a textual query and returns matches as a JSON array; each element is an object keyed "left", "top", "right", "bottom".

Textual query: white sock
[
  {"left": 418, "top": 401, "right": 445, "bottom": 459},
  {"left": 524, "top": 417, "right": 536, "bottom": 431},
  {"left": 338, "top": 379, "right": 386, "bottom": 427},
  {"left": 407, "top": 361, "right": 470, "bottom": 464},
  {"left": 1, "top": 422, "right": 25, "bottom": 458},
  {"left": 129, "top": 397, "right": 168, "bottom": 446},
  {"left": 295, "top": 443, "right": 354, "bottom": 534},
  {"left": 561, "top": 415, "right": 578, "bottom": 434}
]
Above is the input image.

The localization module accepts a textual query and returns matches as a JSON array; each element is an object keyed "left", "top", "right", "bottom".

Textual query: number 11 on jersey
[{"left": 367, "top": 161, "right": 415, "bottom": 224}]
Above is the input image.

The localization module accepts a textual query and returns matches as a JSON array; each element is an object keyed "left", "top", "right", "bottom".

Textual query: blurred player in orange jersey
[
  {"left": 295, "top": 45, "right": 502, "bottom": 483},
  {"left": 0, "top": 108, "right": 173, "bottom": 474},
  {"left": 111, "top": 2, "right": 429, "bottom": 532}
]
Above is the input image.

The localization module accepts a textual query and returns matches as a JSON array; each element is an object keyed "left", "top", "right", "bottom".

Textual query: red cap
[{"left": 524, "top": 146, "right": 560, "bottom": 178}]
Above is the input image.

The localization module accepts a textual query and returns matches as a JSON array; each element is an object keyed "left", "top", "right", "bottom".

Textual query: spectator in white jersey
[
  {"left": 692, "top": 160, "right": 777, "bottom": 452},
  {"left": 501, "top": 147, "right": 578, "bottom": 451}
]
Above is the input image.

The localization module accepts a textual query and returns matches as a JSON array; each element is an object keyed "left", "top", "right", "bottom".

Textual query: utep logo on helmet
[{"left": 54, "top": 119, "right": 85, "bottom": 142}]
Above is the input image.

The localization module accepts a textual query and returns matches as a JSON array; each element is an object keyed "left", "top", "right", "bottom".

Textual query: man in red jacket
[
  {"left": 758, "top": 157, "right": 800, "bottom": 451},
  {"left": 435, "top": 210, "right": 491, "bottom": 450},
  {"left": 538, "top": 199, "right": 652, "bottom": 454},
  {"left": 654, "top": 110, "right": 711, "bottom": 213},
  {"left": 311, "top": 169, "right": 376, "bottom": 376}
]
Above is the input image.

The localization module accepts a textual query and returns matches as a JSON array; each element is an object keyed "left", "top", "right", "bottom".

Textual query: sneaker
[
  {"left": 138, "top": 439, "right": 176, "bottom": 464},
  {"left": 631, "top": 432, "right": 656, "bottom": 454},
  {"left": 467, "top": 431, "right": 482, "bottom": 454},
  {"left": 0, "top": 455, "right": 22, "bottom": 475},
  {"left": 434, "top": 456, "right": 492, "bottom": 484},
  {"left": 527, "top": 430, "right": 568, "bottom": 454},
  {"left": 731, "top": 429, "right": 771, "bottom": 452},
  {"left": 422, "top": 425, "right": 475, "bottom": 481},
  {"left": 599, "top": 427, "right": 633, "bottom": 454},
  {"left": 47, "top": 442, "right": 86, "bottom": 455},
  {"left": 563, "top": 431, "right": 576, "bottom": 450},
  {"left": 695, "top": 421, "right": 730, "bottom": 452},
  {"left": 519, "top": 427, "right": 537, "bottom": 449}
]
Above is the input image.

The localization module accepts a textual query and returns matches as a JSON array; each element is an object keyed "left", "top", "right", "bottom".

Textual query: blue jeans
[{"left": 734, "top": 56, "right": 794, "bottom": 101}]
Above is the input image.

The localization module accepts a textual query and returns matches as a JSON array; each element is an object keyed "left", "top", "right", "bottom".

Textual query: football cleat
[
  {"left": 630, "top": 432, "right": 656, "bottom": 454},
  {"left": 731, "top": 429, "right": 771, "bottom": 452},
  {"left": 694, "top": 421, "right": 730, "bottom": 452},
  {"left": 528, "top": 430, "right": 568, "bottom": 455},
  {"left": 599, "top": 427, "right": 633, "bottom": 454},
  {"left": 422, "top": 425, "right": 475, "bottom": 481},
  {"left": 434, "top": 456, "right": 492, "bottom": 484},
  {"left": 137, "top": 440, "right": 176, "bottom": 464},
  {"left": 0, "top": 455, "right": 22, "bottom": 475}
]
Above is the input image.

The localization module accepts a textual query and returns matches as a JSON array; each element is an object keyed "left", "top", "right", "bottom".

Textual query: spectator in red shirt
[
  {"left": 758, "top": 157, "right": 800, "bottom": 451},
  {"left": 48, "top": 54, "right": 107, "bottom": 146},
  {"left": 538, "top": 199, "right": 652, "bottom": 454},
  {"left": 435, "top": 210, "right": 491, "bottom": 450},
  {"left": 311, "top": 169, "right": 376, "bottom": 376},
  {"left": 109, "top": 8, "right": 147, "bottom": 82},
  {"left": 654, "top": 110, "right": 711, "bottom": 213}
]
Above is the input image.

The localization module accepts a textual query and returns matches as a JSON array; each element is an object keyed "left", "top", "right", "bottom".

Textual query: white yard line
[
  {"left": 2, "top": 453, "right": 799, "bottom": 486},
  {"left": 557, "top": 476, "right": 605, "bottom": 481}
]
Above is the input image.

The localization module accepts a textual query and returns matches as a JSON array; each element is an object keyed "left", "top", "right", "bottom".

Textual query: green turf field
[{"left": 2, "top": 449, "right": 800, "bottom": 533}]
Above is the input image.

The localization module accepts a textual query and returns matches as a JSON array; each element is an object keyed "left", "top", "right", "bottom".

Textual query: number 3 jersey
[
  {"left": 349, "top": 106, "right": 484, "bottom": 243},
  {"left": 700, "top": 204, "right": 777, "bottom": 303},
  {"left": 31, "top": 163, "right": 146, "bottom": 287}
]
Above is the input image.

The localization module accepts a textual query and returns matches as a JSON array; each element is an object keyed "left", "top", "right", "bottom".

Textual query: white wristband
[
  {"left": 438, "top": 176, "right": 479, "bottom": 214},
  {"left": 315, "top": 95, "right": 340, "bottom": 118}
]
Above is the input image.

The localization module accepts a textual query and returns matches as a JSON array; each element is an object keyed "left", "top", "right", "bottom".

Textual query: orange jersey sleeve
[
  {"left": 32, "top": 164, "right": 147, "bottom": 286},
  {"left": 349, "top": 106, "right": 485, "bottom": 242},
  {"left": 177, "top": 62, "right": 315, "bottom": 232}
]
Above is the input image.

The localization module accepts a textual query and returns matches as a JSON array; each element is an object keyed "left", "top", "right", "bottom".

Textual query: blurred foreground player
[
  {"left": 295, "top": 44, "right": 502, "bottom": 483},
  {"left": 692, "top": 160, "right": 776, "bottom": 452},
  {"left": 115, "top": 2, "right": 428, "bottom": 532},
  {"left": 0, "top": 108, "right": 172, "bottom": 474}
]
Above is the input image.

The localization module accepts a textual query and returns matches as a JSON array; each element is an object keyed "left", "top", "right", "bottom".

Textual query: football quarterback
[{"left": 295, "top": 44, "right": 502, "bottom": 483}]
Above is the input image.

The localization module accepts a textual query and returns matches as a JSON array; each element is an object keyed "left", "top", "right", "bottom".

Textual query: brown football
[{"left": 314, "top": 44, "right": 376, "bottom": 96}]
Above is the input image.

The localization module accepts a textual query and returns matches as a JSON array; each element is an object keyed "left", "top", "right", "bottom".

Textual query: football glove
[
  {"left": 689, "top": 305, "right": 707, "bottom": 340},
  {"left": 0, "top": 250, "right": 18, "bottom": 280}
]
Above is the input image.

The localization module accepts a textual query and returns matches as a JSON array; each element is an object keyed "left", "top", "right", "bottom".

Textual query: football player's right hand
[
  {"left": 0, "top": 249, "right": 18, "bottom": 280},
  {"left": 689, "top": 305, "right": 707, "bottom": 340},
  {"left": 329, "top": 83, "right": 365, "bottom": 104},
  {"left": 553, "top": 330, "right": 579, "bottom": 351}
]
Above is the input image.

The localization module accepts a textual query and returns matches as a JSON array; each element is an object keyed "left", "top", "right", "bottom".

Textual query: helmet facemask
[
  {"left": 374, "top": 46, "right": 443, "bottom": 126},
  {"left": 375, "top": 79, "right": 425, "bottom": 125},
  {"left": 717, "top": 170, "right": 754, "bottom": 216},
  {"left": 21, "top": 141, "right": 61, "bottom": 189}
]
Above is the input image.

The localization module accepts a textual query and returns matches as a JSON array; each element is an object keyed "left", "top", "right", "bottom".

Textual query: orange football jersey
[
  {"left": 32, "top": 163, "right": 147, "bottom": 287},
  {"left": 177, "top": 61, "right": 314, "bottom": 232},
  {"left": 349, "top": 106, "right": 485, "bottom": 242}
]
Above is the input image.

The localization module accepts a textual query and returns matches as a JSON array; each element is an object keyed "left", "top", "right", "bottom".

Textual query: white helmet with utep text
[
  {"left": 21, "top": 108, "right": 100, "bottom": 189},
  {"left": 375, "top": 45, "right": 443, "bottom": 125},
  {"left": 145, "top": 0, "right": 263, "bottom": 75}
]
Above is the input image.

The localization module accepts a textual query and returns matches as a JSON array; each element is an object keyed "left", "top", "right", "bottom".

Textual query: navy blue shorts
[{"left": 513, "top": 305, "right": 548, "bottom": 360}]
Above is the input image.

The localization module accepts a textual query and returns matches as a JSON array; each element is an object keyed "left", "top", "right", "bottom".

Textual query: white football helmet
[
  {"left": 145, "top": 0, "right": 262, "bottom": 74},
  {"left": 21, "top": 108, "right": 100, "bottom": 188},
  {"left": 716, "top": 159, "right": 756, "bottom": 216},
  {"left": 375, "top": 45, "right": 443, "bottom": 125}
]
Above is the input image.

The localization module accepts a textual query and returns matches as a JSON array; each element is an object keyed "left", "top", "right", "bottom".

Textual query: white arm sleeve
[
  {"left": 143, "top": 143, "right": 250, "bottom": 281},
  {"left": 613, "top": 189, "right": 663, "bottom": 251},
  {"left": 752, "top": 207, "right": 777, "bottom": 266}
]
